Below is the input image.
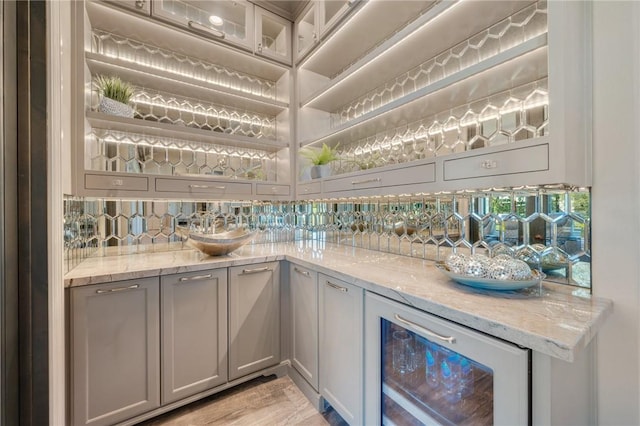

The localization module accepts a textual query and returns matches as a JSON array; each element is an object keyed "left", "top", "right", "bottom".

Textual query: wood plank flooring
[{"left": 137, "top": 376, "right": 347, "bottom": 426}]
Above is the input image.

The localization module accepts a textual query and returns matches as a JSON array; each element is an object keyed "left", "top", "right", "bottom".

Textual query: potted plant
[
  {"left": 94, "top": 74, "right": 135, "bottom": 118},
  {"left": 300, "top": 143, "right": 340, "bottom": 179}
]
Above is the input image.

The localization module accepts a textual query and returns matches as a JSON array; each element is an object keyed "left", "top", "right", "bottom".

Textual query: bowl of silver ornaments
[{"left": 438, "top": 253, "right": 545, "bottom": 291}]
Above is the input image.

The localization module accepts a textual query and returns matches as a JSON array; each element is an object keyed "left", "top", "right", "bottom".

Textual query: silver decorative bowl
[{"left": 178, "top": 227, "right": 255, "bottom": 256}]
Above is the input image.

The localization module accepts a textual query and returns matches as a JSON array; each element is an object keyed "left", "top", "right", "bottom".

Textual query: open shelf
[
  {"left": 300, "top": 0, "right": 534, "bottom": 86},
  {"left": 86, "top": 53, "right": 289, "bottom": 117},
  {"left": 87, "top": 111, "right": 288, "bottom": 152},
  {"left": 86, "top": 1, "right": 289, "bottom": 82},
  {"left": 300, "top": 36, "right": 548, "bottom": 148},
  {"left": 301, "top": 0, "right": 541, "bottom": 111},
  {"left": 298, "top": 1, "right": 438, "bottom": 76}
]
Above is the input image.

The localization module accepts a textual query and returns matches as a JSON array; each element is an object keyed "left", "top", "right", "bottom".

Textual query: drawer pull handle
[
  {"left": 96, "top": 284, "right": 139, "bottom": 294},
  {"left": 394, "top": 314, "right": 456, "bottom": 344},
  {"left": 351, "top": 178, "right": 381, "bottom": 185},
  {"left": 241, "top": 267, "right": 272, "bottom": 275},
  {"left": 112, "top": 179, "right": 124, "bottom": 186},
  {"left": 189, "top": 184, "right": 226, "bottom": 190},
  {"left": 188, "top": 21, "right": 225, "bottom": 39},
  {"left": 294, "top": 267, "right": 310, "bottom": 277},
  {"left": 326, "top": 281, "right": 348, "bottom": 292},
  {"left": 179, "top": 274, "right": 213, "bottom": 282},
  {"left": 481, "top": 160, "right": 498, "bottom": 169}
]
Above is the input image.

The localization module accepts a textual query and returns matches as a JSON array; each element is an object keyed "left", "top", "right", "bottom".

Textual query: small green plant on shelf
[
  {"left": 300, "top": 143, "right": 340, "bottom": 179},
  {"left": 94, "top": 75, "right": 135, "bottom": 118}
]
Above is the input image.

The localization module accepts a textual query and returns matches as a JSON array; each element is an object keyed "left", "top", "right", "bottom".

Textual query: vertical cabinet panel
[
  {"left": 70, "top": 278, "right": 160, "bottom": 426},
  {"left": 290, "top": 264, "right": 319, "bottom": 390},
  {"left": 161, "top": 270, "right": 228, "bottom": 404},
  {"left": 319, "top": 274, "right": 363, "bottom": 425},
  {"left": 229, "top": 262, "right": 281, "bottom": 381}
]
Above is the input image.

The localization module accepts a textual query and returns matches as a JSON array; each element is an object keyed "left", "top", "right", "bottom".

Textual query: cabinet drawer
[
  {"left": 256, "top": 183, "right": 290, "bottom": 196},
  {"left": 85, "top": 173, "right": 149, "bottom": 191},
  {"left": 444, "top": 144, "right": 549, "bottom": 181},
  {"left": 155, "top": 178, "right": 252, "bottom": 195},
  {"left": 325, "top": 162, "right": 436, "bottom": 192},
  {"left": 298, "top": 181, "right": 322, "bottom": 195}
]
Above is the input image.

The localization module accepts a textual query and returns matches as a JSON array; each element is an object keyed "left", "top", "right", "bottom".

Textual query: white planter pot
[
  {"left": 310, "top": 164, "right": 331, "bottom": 179},
  {"left": 99, "top": 97, "right": 134, "bottom": 118}
]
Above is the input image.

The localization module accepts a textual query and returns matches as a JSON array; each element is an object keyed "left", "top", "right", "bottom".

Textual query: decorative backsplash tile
[{"left": 64, "top": 186, "right": 590, "bottom": 288}]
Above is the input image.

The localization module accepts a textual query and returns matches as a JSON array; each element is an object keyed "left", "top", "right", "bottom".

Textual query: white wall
[{"left": 592, "top": 2, "right": 640, "bottom": 425}]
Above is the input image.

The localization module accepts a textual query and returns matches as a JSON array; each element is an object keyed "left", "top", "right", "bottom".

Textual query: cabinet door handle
[
  {"left": 135, "top": 0, "right": 145, "bottom": 9},
  {"left": 241, "top": 266, "right": 272, "bottom": 275},
  {"left": 351, "top": 177, "right": 381, "bottom": 185},
  {"left": 179, "top": 274, "right": 213, "bottom": 282},
  {"left": 96, "top": 284, "right": 139, "bottom": 294},
  {"left": 294, "top": 267, "right": 310, "bottom": 277},
  {"left": 394, "top": 314, "right": 456, "bottom": 344},
  {"left": 257, "top": 42, "right": 263, "bottom": 53},
  {"left": 188, "top": 184, "right": 226, "bottom": 190},
  {"left": 326, "top": 281, "right": 348, "bottom": 292},
  {"left": 188, "top": 21, "right": 225, "bottom": 39}
]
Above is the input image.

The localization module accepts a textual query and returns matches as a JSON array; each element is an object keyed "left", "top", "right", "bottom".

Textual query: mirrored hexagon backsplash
[{"left": 64, "top": 186, "right": 590, "bottom": 289}]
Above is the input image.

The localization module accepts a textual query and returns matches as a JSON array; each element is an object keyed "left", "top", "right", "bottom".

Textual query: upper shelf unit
[
  {"left": 298, "top": 0, "right": 546, "bottom": 146},
  {"left": 299, "top": 0, "right": 539, "bottom": 110},
  {"left": 296, "top": 0, "right": 592, "bottom": 196},
  {"left": 70, "top": 1, "right": 294, "bottom": 200}
]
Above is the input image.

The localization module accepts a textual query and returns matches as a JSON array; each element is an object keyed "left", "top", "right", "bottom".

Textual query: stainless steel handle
[
  {"left": 394, "top": 314, "right": 456, "bottom": 344},
  {"left": 188, "top": 21, "right": 225, "bottom": 39},
  {"left": 135, "top": 0, "right": 145, "bottom": 8},
  {"left": 189, "top": 184, "right": 226, "bottom": 190},
  {"left": 179, "top": 274, "right": 213, "bottom": 282},
  {"left": 96, "top": 284, "right": 139, "bottom": 294},
  {"left": 351, "top": 177, "right": 381, "bottom": 185},
  {"left": 294, "top": 267, "right": 310, "bottom": 277},
  {"left": 241, "top": 267, "right": 272, "bottom": 275},
  {"left": 326, "top": 281, "right": 348, "bottom": 292}
]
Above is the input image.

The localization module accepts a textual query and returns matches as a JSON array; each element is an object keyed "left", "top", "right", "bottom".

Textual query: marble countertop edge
[{"left": 64, "top": 242, "right": 613, "bottom": 362}]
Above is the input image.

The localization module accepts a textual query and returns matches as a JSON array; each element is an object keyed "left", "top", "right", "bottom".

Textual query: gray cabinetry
[
  {"left": 229, "top": 262, "right": 281, "bottom": 381},
  {"left": 70, "top": 278, "right": 160, "bottom": 426},
  {"left": 161, "top": 270, "right": 228, "bottom": 404},
  {"left": 318, "top": 274, "right": 363, "bottom": 425},
  {"left": 290, "top": 264, "right": 319, "bottom": 390}
]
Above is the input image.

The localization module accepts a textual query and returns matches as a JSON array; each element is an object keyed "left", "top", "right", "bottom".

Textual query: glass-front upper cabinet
[
  {"left": 295, "top": 2, "right": 317, "bottom": 61},
  {"left": 319, "top": 0, "right": 357, "bottom": 37},
  {"left": 152, "top": 0, "right": 254, "bottom": 51},
  {"left": 255, "top": 7, "right": 292, "bottom": 65},
  {"left": 102, "top": 0, "right": 150, "bottom": 15}
]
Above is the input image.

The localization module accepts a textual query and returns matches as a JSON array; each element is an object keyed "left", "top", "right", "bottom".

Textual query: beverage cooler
[{"left": 364, "top": 293, "right": 530, "bottom": 425}]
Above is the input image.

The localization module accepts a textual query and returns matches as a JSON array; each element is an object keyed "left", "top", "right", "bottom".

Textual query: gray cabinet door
[
  {"left": 319, "top": 274, "right": 363, "bottom": 425},
  {"left": 161, "top": 270, "right": 228, "bottom": 404},
  {"left": 229, "top": 262, "right": 280, "bottom": 381},
  {"left": 290, "top": 264, "right": 319, "bottom": 390},
  {"left": 70, "top": 278, "right": 160, "bottom": 426}
]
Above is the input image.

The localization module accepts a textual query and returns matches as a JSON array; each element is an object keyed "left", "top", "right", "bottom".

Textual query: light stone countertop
[{"left": 64, "top": 241, "right": 613, "bottom": 362}]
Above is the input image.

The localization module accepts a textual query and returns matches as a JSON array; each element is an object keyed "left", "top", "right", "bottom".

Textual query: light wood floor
[{"left": 137, "top": 376, "right": 347, "bottom": 426}]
